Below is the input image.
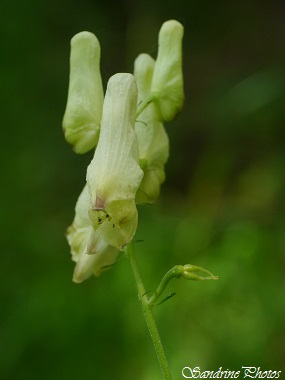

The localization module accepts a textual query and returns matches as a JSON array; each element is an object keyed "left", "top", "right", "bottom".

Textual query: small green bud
[
  {"left": 151, "top": 20, "right": 184, "bottom": 122},
  {"left": 182, "top": 264, "right": 219, "bottom": 281},
  {"left": 62, "top": 31, "right": 104, "bottom": 154}
]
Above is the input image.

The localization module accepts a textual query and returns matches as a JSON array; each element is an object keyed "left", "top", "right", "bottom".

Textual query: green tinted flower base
[{"left": 126, "top": 242, "right": 172, "bottom": 380}]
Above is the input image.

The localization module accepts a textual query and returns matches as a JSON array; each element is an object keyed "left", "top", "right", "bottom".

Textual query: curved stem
[
  {"left": 148, "top": 265, "right": 183, "bottom": 306},
  {"left": 136, "top": 96, "right": 154, "bottom": 118},
  {"left": 126, "top": 242, "right": 172, "bottom": 380}
]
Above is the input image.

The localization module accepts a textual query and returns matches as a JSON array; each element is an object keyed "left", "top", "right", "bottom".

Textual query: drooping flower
[{"left": 62, "top": 31, "right": 104, "bottom": 154}]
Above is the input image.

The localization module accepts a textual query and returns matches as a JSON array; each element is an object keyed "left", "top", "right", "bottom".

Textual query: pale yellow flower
[
  {"left": 87, "top": 73, "right": 143, "bottom": 249},
  {"left": 67, "top": 73, "right": 143, "bottom": 282},
  {"left": 134, "top": 53, "right": 169, "bottom": 204},
  {"left": 63, "top": 32, "right": 104, "bottom": 154},
  {"left": 151, "top": 20, "right": 184, "bottom": 122}
]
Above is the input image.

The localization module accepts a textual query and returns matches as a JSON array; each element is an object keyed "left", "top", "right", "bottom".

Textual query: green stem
[
  {"left": 148, "top": 265, "right": 183, "bottom": 306},
  {"left": 136, "top": 96, "right": 154, "bottom": 118},
  {"left": 126, "top": 242, "right": 172, "bottom": 380}
]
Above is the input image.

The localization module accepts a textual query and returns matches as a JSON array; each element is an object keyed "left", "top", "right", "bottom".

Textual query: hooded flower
[
  {"left": 64, "top": 20, "right": 185, "bottom": 282},
  {"left": 134, "top": 53, "right": 169, "bottom": 204},
  {"left": 133, "top": 20, "right": 184, "bottom": 203},
  {"left": 150, "top": 20, "right": 184, "bottom": 122},
  {"left": 87, "top": 73, "right": 143, "bottom": 250},
  {"left": 62, "top": 31, "right": 104, "bottom": 154},
  {"left": 67, "top": 73, "right": 143, "bottom": 282}
]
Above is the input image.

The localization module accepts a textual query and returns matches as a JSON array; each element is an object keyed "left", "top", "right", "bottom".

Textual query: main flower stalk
[{"left": 126, "top": 242, "right": 172, "bottom": 380}]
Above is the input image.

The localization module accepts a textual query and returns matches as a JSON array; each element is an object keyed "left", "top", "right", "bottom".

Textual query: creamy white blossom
[
  {"left": 150, "top": 20, "right": 184, "bottom": 122},
  {"left": 63, "top": 31, "right": 104, "bottom": 154},
  {"left": 67, "top": 73, "right": 143, "bottom": 282},
  {"left": 64, "top": 21, "right": 185, "bottom": 283},
  {"left": 134, "top": 53, "right": 169, "bottom": 204},
  {"left": 87, "top": 73, "right": 143, "bottom": 250}
]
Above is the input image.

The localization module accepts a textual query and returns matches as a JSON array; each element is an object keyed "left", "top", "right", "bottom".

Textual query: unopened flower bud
[
  {"left": 63, "top": 31, "right": 104, "bottom": 154},
  {"left": 182, "top": 264, "right": 219, "bottom": 281}
]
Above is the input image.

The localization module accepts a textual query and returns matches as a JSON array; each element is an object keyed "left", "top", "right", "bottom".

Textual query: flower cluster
[{"left": 63, "top": 20, "right": 184, "bottom": 283}]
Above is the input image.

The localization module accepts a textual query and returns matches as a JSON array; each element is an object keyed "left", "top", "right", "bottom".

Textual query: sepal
[
  {"left": 66, "top": 185, "right": 119, "bottom": 283},
  {"left": 182, "top": 264, "right": 219, "bottom": 281}
]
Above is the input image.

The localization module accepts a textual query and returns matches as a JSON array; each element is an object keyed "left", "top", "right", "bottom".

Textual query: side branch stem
[
  {"left": 136, "top": 97, "right": 154, "bottom": 118},
  {"left": 126, "top": 242, "right": 172, "bottom": 380}
]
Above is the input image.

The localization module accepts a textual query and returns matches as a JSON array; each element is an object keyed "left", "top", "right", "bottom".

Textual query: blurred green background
[{"left": 1, "top": 0, "right": 285, "bottom": 379}]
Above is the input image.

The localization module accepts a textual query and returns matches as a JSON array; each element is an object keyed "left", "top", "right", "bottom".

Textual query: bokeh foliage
[{"left": 1, "top": 0, "right": 284, "bottom": 379}]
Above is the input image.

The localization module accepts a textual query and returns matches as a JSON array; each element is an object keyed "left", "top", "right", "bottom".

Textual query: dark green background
[{"left": 1, "top": 0, "right": 284, "bottom": 379}]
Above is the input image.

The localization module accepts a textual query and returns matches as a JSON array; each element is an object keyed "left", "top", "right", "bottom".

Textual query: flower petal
[
  {"left": 66, "top": 185, "right": 92, "bottom": 262},
  {"left": 67, "top": 185, "right": 120, "bottom": 282},
  {"left": 73, "top": 244, "right": 118, "bottom": 283}
]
